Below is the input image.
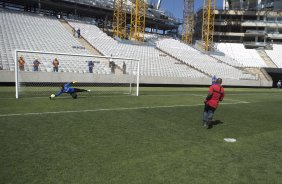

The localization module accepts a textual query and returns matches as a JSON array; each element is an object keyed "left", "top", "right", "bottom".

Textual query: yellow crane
[
  {"left": 113, "top": 0, "right": 127, "bottom": 39},
  {"left": 130, "top": 0, "right": 146, "bottom": 42},
  {"left": 182, "top": 0, "right": 194, "bottom": 44},
  {"left": 201, "top": 0, "right": 216, "bottom": 51}
]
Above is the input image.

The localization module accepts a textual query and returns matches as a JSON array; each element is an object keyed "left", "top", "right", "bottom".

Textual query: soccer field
[{"left": 0, "top": 87, "right": 282, "bottom": 184}]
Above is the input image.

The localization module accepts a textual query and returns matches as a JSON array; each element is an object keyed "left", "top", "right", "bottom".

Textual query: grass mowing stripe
[{"left": 0, "top": 101, "right": 249, "bottom": 117}]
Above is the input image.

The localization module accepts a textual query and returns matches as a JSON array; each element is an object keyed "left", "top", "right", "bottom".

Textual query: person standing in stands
[
  {"left": 18, "top": 55, "right": 25, "bottom": 71},
  {"left": 277, "top": 80, "right": 281, "bottom": 89},
  {"left": 77, "top": 28, "right": 81, "bottom": 38},
  {"left": 72, "top": 28, "right": 76, "bottom": 37},
  {"left": 123, "top": 62, "right": 127, "bottom": 74},
  {"left": 111, "top": 61, "right": 116, "bottom": 74},
  {"left": 212, "top": 75, "right": 217, "bottom": 85},
  {"left": 109, "top": 55, "right": 113, "bottom": 68},
  {"left": 33, "top": 58, "right": 41, "bottom": 72},
  {"left": 52, "top": 58, "right": 59, "bottom": 72},
  {"left": 88, "top": 60, "right": 94, "bottom": 73},
  {"left": 203, "top": 78, "right": 225, "bottom": 129}
]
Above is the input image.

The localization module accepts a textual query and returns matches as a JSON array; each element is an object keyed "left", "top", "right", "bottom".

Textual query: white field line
[
  {"left": 0, "top": 101, "right": 250, "bottom": 117},
  {"left": 0, "top": 93, "right": 237, "bottom": 100},
  {"left": 0, "top": 92, "right": 281, "bottom": 100},
  {"left": 0, "top": 93, "right": 195, "bottom": 100},
  {"left": 190, "top": 94, "right": 245, "bottom": 103},
  {"left": 228, "top": 93, "right": 282, "bottom": 96},
  {"left": 140, "top": 94, "right": 250, "bottom": 104}
]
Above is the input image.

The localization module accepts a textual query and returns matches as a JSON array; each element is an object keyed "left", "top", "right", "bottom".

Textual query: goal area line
[{"left": 0, "top": 101, "right": 250, "bottom": 118}]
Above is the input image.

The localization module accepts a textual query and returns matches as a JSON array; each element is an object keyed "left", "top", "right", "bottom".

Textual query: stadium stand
[
  {"left": 210, "top": 52, "right": 244, "bottom": 67},
  {"left": 68, "top": 20, "right": 207, "bottom": 78},
  {"left": 215, "top": 43, "right": 268, "bottom": 68},
  {"left": 265, "top": 44, "right": 282, "bottom": 68},
  {"left": 156, "top": 39, "right": 257, "bottom": 80},
  {"left": 0, "top": 2, "right": 275, "bottom": 87},
  {"left": 144, "top": 33, "right": 164, "bottom": 45},
  {"left": 0, "top": 9, "right": 110, "bottom": 74}
]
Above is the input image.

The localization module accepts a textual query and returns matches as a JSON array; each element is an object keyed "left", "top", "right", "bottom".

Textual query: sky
[{"left": 150, "top": 0, "right": 223, "bottom": 19}]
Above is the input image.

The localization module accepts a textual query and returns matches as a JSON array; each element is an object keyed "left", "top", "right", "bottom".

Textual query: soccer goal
[{"left": 14, "top": 50, "right": 140, "bottom": 98}]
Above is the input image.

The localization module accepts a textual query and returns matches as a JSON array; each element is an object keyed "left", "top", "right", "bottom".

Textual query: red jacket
[{"left": 206, "top": 84, "right": 225, "bottom": 109}]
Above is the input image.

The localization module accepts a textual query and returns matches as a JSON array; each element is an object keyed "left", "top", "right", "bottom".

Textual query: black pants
[
  {"left": 203, "top": 104, "right": 216, "bottom": 124},
  {"left": 70, "top": 88, "right": 88, "bottom": 98},
  {"left": 73, "top": 88, "right": 88, "bottom": 93},
  {"left": 89, "top": 67, "right": 93, "bottom": 73},
  {"left": 204, "top": 104, "right": 216, "bottom": 113},
  {"left": 53, "top": 67, "right": 58, "bottom": 72}
]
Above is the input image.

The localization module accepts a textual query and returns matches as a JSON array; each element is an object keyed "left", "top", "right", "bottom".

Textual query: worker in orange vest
[
  {"left": 18, "top": 56, "right": 25, "bottom": 71},
  {"left": 52, "top": 58, "right": 59, "bottom": 72}
]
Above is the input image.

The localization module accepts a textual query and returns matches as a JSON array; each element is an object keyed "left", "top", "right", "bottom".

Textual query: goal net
[{"left": 14, "top": 50, "right": 140, "bottom": 98}]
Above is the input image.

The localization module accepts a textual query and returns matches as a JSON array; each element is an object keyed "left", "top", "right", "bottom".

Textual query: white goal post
[{"left": 14, "top": 50, "right": 140, "bottom": 98}]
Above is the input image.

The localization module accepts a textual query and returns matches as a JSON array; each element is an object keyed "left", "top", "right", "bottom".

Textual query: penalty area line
[{"left": 0, "top": 101, "right": 250, "bottom": 118}]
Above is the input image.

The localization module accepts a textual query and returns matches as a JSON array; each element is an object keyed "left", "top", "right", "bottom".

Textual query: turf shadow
[{"left": 208, "top": 120, "right": 224, "bottom": 129}]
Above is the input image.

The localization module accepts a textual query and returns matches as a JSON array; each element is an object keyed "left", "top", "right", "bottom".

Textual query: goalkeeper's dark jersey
[{"left": 55, "top": 83, "right": 75, "bottom": 96}]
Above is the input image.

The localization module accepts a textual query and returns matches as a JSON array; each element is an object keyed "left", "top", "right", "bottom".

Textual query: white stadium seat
[
  {"left": 0, "top": 9, "right": 110, "bottom": 74},
  {"left": 156, "top": 39, "right": 256, "bottom": 80},
  {"left": 68, "top": 20, "right": 206, "bottom": 78}
]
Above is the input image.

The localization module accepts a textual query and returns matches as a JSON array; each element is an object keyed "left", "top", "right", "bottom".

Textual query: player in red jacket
[{"left": 203, "top": 78, "right": 225, "bottom": 129}]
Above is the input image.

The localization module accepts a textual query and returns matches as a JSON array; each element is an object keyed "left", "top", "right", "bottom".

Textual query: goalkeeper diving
[{"left": 50, "top": 81, "right": 91, "bottom": 99}]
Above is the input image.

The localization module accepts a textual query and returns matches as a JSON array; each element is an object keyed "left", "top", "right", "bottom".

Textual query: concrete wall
[{"left": 0, "top": 71, "right": 272, "bottom": 87}]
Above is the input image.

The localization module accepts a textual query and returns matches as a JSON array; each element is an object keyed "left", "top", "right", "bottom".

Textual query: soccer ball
[{"left": 50, "top": 94, "right": 55, "bottom": 98}]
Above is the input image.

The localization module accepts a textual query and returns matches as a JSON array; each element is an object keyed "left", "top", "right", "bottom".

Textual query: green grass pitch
[{"left": 1, "top": 87, "right": 282, "bottom": 184}]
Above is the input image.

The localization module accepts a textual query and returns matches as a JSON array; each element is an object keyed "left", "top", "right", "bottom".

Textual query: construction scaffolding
[
  {"left": 201, "top": 0, "right": 216, "bottom": 51},
  {"left": 182, "top": 0, "right": 194, "bottom": 44},
  {"left": 113, "top": 0, "right": 127, "bottom": 39},
  {"left": 130, "top": 0, "right": 146, "bottom": 42}
]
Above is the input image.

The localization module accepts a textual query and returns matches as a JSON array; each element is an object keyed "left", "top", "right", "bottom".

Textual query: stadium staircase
[
  {"left": 59, "top": 19, "right": 123, "bottom": 75},
  {"left": 155, "top": 48, "right": 210, "bottom": 77},
  {"left": 244, "top": 68, "right": 272, "bottom": 82},
  {"left": 256, "top": 49, "right": 278, "bottom": 68},
  {"left": 210, "top": 54, "right": 272, "bottom": 81},
  {"left": 157, "top": 39, "right": 258, "bottom": 80}
]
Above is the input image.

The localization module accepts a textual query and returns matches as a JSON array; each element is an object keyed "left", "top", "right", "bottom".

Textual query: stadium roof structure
[
  {"left": 193, "top": 8, "right": 282, "bottom": 45},
  {"left": 222, "top": 0, "right": 282, "bottom": 11},
  {"left": 0, "top": 0, "right": 181, "bottom": 31}
]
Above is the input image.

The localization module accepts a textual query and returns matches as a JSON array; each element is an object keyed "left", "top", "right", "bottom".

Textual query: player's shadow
[{"left": 208, "top": 120, "right": 224, "bottom": 129}]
